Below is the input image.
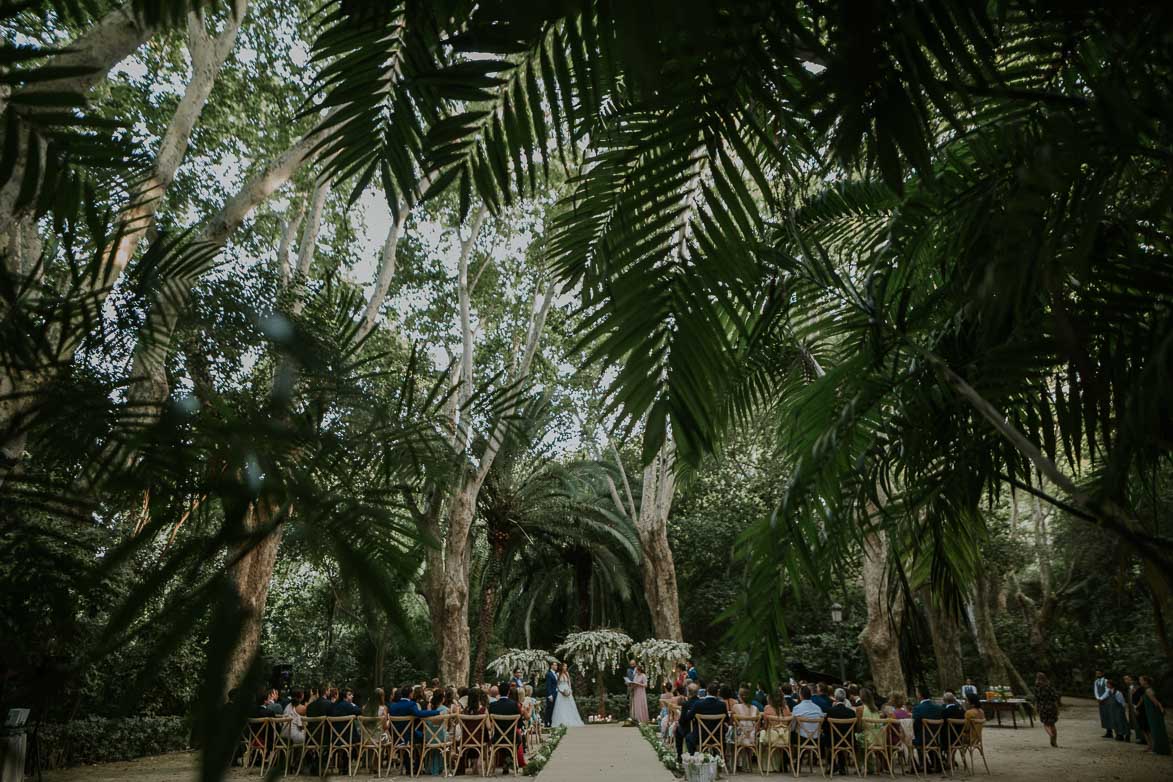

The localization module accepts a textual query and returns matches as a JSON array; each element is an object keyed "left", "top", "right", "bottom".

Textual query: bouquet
[{"left": 558, "top": 681, "right": 572, "bottom": 697}]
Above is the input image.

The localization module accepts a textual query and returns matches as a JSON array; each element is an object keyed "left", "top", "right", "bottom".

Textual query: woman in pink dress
[{"left": 630, "top": 664, "right": 650, "bottom": 723}]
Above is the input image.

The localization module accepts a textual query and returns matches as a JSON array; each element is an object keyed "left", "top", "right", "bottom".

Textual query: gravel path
[{"left": 533, "top": 724, "right": 674, "bottom": 781}]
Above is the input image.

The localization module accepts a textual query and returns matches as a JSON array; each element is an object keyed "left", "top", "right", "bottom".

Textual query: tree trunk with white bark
[
  {"left": 858, "top": 530, "right": 906, "bottom": 695},
  {"left": 635, "top": 442, "right": 683, "bottom": 640},
  {"left": 922, "top": 590, "right": 965, "bottom": 693}
]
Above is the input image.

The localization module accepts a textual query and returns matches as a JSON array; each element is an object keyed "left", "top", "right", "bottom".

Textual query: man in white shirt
[
  {"left": 1093, "top": 669, "right": 1112, "bottom": 738},
  {"left": 791, "top": 685, "right": 825, "bottom": 739},
  {"left": 960, "top": 678, "right": 978, "bottom": 700}
]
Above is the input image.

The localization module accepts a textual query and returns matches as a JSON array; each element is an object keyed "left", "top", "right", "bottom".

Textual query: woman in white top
[{"left": 282, "top": 690, "right": 306, "bottom": 743}]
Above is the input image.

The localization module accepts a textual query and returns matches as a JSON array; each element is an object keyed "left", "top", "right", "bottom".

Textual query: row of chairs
[
  {"left": 664, "top": 709, "right": 989, "bottom": 777},
  {"left": 241, "top": 713, "right": 543, "bottom": 777}
]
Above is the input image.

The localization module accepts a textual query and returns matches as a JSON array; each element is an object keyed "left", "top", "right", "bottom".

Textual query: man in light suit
[
  {"left": 543, "top": 661, "right": 559, "bottom": 726},
  {"left": 1093, "top": 669, "right": 1112, "bottom": 738}
]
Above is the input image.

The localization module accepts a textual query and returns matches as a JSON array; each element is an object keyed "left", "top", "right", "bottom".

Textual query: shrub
[{"left": 29, "top": 715, "right": 190, "bottom": 771}]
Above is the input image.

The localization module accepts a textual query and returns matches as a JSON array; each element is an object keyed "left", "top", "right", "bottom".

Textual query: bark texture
[
  {"left": 635, "top": 443, "right": 683, "bottom": 640},
  {"left": 967, "top": 568, "right": 1030, "bottom": 694},
  {"left": 922, "top": 591, "right": 965, "bottom": 692},
  {"left": 858, "top": 530, "right": 906, "bottom": 694},
  {"left": 224, "top": 498, "right": 284, "bottom": 691}
]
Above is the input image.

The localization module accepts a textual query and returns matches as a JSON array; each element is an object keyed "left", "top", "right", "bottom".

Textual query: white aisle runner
[{"left": 536, "top": 724, "right": 675, "bottom": 781}]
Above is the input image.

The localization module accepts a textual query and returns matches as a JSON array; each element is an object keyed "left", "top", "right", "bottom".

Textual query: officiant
[{"left": 626, "top": 662, "right": 650, "bottom": 723}]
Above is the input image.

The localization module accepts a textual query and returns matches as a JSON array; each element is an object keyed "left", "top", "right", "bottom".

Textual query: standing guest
[
  {"left": 543, "top": 661, "right": 559, "bottom": 727},
  {"left": 283, "top": 690, "right": 306, "bottom": 744},
  {"left": 961, "top": 678, "right": 979, "bottom": 701},
  {"left": 627, "top": 663, "right": 649, "bottom": 723},
  {"left": 1034, "top": 673, "right": 1060, "bottom": 747},
  {"left": 1123, "top": 675, "right": 1144, "bottom": 745},
  {"left": 1094, "top": 669, "right": 1113, "bottom": 738},
  {"left": 687, "top": 659, "right": 699, "bottom": 681},
  {"left": 1107, "top": 680, "right": 1129, "bottom": 741},
  {"left": 1129, "top": 676, "right": 1149, "bottom": 746},
  {"left": 1139, "top": 675, "right": 1169, "bottom": 755}
]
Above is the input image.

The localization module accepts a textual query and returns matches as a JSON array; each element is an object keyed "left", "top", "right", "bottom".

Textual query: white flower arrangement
[
  {"left": 629, "top": 638, "right": 692, "bottom": 684},
  {"left": 487, "top": 648, "right": 558, "bottom": 681},
  {"left": 682, "top": 751, "right": 726, "bottom": 769},
  {"left": 555, "top": 629, "right": 633, "bottom": 680}
]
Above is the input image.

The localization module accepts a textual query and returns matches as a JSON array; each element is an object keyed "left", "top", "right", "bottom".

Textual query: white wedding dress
[{"left": 550, "top": 673, "right": 585, "bottom": 727}]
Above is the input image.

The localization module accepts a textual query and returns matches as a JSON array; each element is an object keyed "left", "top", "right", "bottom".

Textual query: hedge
[{"left": 29, "top": 715, "right": 190, "bottom": 771}]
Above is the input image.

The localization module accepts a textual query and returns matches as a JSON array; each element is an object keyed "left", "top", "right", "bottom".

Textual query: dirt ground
[{"left": 31, "top": 698, "right": 1172, "bottom": 781}]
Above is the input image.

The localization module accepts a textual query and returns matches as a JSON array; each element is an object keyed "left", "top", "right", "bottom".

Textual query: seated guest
[
  {"left": 764, "top": 691, "right": 790, "bottom": 718},
  {"left": 685, "top": 681, "right": 728, "bottom": 753},
  {"left": 812, "top": 682, "right": 833, "bottom": 713},
  {"left": 263, "top": 688, "right": 283, "bottom": 716},
  {"left": 673, "top": 683, "right": 701, "bottom": 760},
  {"left": 488, "top": 684, "right": 500, "bottom": 703},
  {"left": 964, "top": 693, "right": 983, "bottom": 721},
  {"left": 720, "top": 684, "right": 737, "bottom": 715},
  {"left": 283, "top": 690, "right": 306, "bottom": 744},
  {"left": 781, "top": 683, "right": 798, "bottom": 712},
  {"left": 826, "top": 688, "right": 858, "bottom": 770},
  {"left": 306, "top": 685, "right": 332, "bottom": 718},
  {"left": 791, "top": 685, "right": 825, "bottom": 742},
  {"left": 388, "top": 684, "right": 441, "bottom": 743},
  {"left": 912, "top": 685, "right": 944, "bottom": 772},
  {"left": 458, "top": 686, "right": 470, "bottom": 710},
  {"left": 885, "top": 692, "right": 911, "bottom": 719},
  {"left": 847, "top": 684, "right": 862, "bottom": 709},
  {"left": 941, "top": 691, "right": 965, "bottom": 750},
  {"left": 488, "top": 684, "right": 525, "bottom": 771},
  {"left": 732, "top": 688, "right": 759, "bottom": 749}
]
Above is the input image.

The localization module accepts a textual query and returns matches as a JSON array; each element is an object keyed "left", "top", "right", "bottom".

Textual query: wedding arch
[
  {"left": 555, "top": 629, "right": 633, "bottom": 717},
  {"left": 629, "top": 638, "right": 692, "bottom": 687},
  {"left": 486, "top": 648, "right": 557, "bottom": 684}
]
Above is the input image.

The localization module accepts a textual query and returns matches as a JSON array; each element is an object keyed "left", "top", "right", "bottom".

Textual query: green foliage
[
  {"left": 31, "top": 715, "right": 190, "bottom": 771},
  {"left": 522, "top": 726, "right": 565, "bottom": 776}
]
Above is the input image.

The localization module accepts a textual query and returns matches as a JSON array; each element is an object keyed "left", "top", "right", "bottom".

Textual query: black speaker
[{"left": 271, "top": 663, "right": 293, "bottom": 690}]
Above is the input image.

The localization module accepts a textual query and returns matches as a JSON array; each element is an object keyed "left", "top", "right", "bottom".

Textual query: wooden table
[{"left": 981, "top": 699, "right": 1034, "bottom": 728}]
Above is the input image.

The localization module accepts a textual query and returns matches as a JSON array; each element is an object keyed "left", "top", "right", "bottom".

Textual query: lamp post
[{"left": 830, "top": 602, "right": 846, "bottom": 684}]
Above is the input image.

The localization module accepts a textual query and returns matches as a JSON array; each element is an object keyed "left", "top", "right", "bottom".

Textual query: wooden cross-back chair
[
  {"left": 456, "top": 713, "right": 489, "bottom": 776},
  {"left": 297, "top": 716, "right": 326, "bottom": 777},
  {"left": 861, "top": 717, "right": 895, "bottom": 778},
  {"left": 417, "top": 713, "right": 453, "bottom": 777},
  {"left": 323, "top": 715, "right": 356, "bottom": 776},
  {"left": 695, "top": 713, "right": 727, "bottom": 762},
  {"left": 827, "top": 717, "right": 861, "bottom": 777},
  {"left": 265, "top": 717, "right": 294, "bottom": 777},
  {"left": 354, "top": 715, "right": 386, "bottom": 778},
  {"left": 948, "top": 718, "right": 990, "bottom": 775},
  {"left": 794, "top": 716, "right": 826, "bottom": 777},
  {"left": 759, "top": 714, "right": 794, "bottom": 774},
  {"left": 918, "top": 718, "right": 946, "bottom": 776},
  {"left": 242, "top": 717, "right": 269, "bottom": 772},
  {"left": 488, "top": 713, "right": 522, "bottom": 776},
  {"left": 385, "top": 715, "right": 418, "bottom": 777},
  {"left": 729, "top": 712, "right": 760, "bottom": 774}
]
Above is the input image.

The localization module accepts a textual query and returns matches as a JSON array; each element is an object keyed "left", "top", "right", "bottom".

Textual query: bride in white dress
[{"left": 550, "top": 662, "right": 585, "bottom": 727}]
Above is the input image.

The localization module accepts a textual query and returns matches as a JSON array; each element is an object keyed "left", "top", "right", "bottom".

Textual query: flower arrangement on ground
[
  {"left": 522, "top": 726, "right": 566, "bottom": 776},
  {"left": 639, "top": 723, "right": 682, "bottom": 776},
  {"left": 681, "top": 750, "right": 726, "bottom": 782}
]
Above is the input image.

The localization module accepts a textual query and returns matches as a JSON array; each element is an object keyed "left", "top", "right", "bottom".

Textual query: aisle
[{"left": 537, "top": 724, "right": 675, "bottom": 781}]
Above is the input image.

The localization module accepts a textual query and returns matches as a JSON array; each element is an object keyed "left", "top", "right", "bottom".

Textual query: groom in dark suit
[{"left": 543, "top": 662, "right": 559, "bottom": 726}]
